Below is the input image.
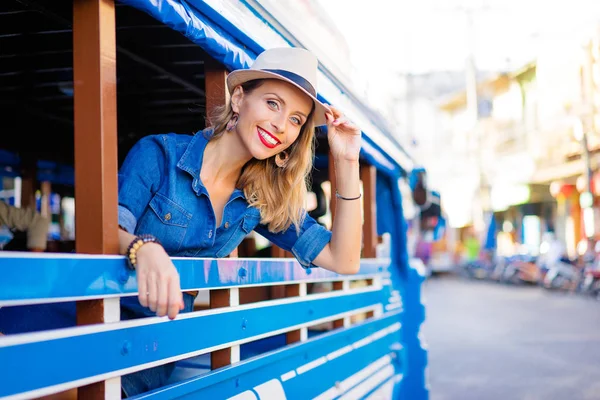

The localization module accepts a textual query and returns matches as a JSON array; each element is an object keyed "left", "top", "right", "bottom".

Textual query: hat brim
[{"left": 227, "top": 69, "right": 330, "bottom": 127}]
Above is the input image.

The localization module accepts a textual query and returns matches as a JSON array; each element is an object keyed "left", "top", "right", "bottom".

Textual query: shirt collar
[
  {"left": 177, "top": 128, "right": 245, "bottom": 201},
  {"left": 176, "top": 128, "right": 211, "bottom": 178}
]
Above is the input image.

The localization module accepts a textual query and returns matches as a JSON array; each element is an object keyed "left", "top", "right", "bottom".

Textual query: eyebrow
[{"left": 266, "top": 93, "right": 308, "bottom": 119}]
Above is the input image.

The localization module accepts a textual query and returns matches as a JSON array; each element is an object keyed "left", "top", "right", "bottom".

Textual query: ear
[{"left": 230, "top": 86, "right": 244, "bottom": 114}]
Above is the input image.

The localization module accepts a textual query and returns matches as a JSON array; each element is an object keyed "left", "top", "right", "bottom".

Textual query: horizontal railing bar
[
  {"left": 1, "top": 287, "right": 380, "bottom": 346},
  {"left": 355, "top": 372, "right": 403, "bottom": 400},
  {"left": 0, "top": 287, "right": 387, "bottom": 398},
  {"left": 0, "top": 253, "right": 390, "bottom": 306},
  {"left": 132, "top": 317, "right": 402, "bottom": 399}
]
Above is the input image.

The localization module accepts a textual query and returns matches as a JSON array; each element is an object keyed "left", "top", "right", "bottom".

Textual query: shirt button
[
  {"left": 208, "top": 229, "right": 213, "bottom": 238},
  {"left": 224, "top": 222, "right": 230, "bottom": 229},
  {"left": 164, "top": 213, "right": 172, "bottom": 221}
]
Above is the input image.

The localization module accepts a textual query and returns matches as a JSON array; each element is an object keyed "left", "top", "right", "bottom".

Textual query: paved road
[{"left": 421, "top": 274, "right": 600, "bottom": 400}]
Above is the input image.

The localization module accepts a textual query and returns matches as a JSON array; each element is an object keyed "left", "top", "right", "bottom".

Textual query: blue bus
[{"left": 0, "top": 1, "right": 428, "bottom": 398}]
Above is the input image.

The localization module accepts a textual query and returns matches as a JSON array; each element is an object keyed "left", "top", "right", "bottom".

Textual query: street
[{"left": 421, "top": 274, "right": 600, "bottom": 400}]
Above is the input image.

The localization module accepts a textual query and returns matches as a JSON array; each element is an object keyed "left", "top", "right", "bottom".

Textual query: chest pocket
[
  {"left": 138, "top": 193, "right": 192, "bottom": 253},
  {"left": 215, "top": 212, "right": 260, "bottom": 258}
]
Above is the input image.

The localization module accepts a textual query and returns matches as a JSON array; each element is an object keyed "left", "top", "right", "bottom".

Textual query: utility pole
[
  {"left": 578, "top": 30, "right": 599, "bottom": 241},
  {"left": 457, "top": 4, "right": 490, "bottom": 236}
]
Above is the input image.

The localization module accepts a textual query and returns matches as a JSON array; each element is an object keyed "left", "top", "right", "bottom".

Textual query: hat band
[{"left": 263, "top": 69, "right": 316, "bottom": 97}]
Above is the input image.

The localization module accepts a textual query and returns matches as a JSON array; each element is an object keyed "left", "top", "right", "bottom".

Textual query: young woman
[{"left": 118, "top": 47, "right": 363, "bottom": 324}]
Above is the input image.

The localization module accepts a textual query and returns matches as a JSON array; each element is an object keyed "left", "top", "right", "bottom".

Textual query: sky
[{"left": 317, "top": 0, "right": 600, "bottom": 75}]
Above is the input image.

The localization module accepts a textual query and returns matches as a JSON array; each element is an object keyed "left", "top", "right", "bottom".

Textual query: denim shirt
[{"left": 117, "top": 130, "right": 332, "bottom": 268}]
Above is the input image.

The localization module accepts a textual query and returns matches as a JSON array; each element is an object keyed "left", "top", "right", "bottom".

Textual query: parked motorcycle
[
  {"left": 461, "top": 250, "right": 495, "bottom": 280},
  {"left": 542, "top": 257, "right": 582, "bottom": 291},
  {"left": 581, "top": 260, "right": 600, "bottom": 300},
  {"left": 502, "top": 255, "right": 540, "bottom": 285}
]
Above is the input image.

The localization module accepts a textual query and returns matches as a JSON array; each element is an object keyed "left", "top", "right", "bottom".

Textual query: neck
[{"left": 201, "top": 129, "right": 252, "bottom": 187}]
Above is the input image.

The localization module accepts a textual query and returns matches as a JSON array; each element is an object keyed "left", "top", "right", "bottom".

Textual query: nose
[{"left": 270, "top": 115, "right": 286, "bottom": 134}]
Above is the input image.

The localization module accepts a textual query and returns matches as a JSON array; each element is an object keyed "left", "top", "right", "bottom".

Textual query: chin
[
  {"left": 252, "top": 152, "right": 274, "bottom": 161},
  {"left": 249, "top": 144, "right": 278, "bottom": 161}
]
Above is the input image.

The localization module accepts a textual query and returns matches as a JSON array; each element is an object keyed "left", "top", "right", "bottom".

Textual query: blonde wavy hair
[{"left": 207, "top": 79, "right": 316, "bottom": 234}]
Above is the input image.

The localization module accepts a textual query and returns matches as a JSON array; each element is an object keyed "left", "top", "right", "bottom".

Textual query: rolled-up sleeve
[
  {"left": 118, "top": 135, "right": 166, "bottom": 233},
  {"left": 255, "top": 215, "right": 332, "bottom": 268}
]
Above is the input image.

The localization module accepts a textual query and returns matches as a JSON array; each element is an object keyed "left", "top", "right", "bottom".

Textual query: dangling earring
[
  {"left": 275, "top": 151, "right": 289, "bottom": 168},
  {"left": 226, "top": 113, "right": 239, "bottom": 131}
]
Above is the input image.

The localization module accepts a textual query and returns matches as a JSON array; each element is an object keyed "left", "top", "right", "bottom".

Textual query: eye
[
  {"left": 267, "top": 100, "right": 279, "bottom": 110},
  {"left": 290, "top": 116, "right": 302, "bottom": 125}
]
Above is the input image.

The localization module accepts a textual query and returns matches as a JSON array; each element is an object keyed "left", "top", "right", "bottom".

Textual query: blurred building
[{"left": 437, "top": 27, "right": 600, "bottom": 258}]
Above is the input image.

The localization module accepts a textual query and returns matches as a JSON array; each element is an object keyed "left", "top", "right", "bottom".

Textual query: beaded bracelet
[
  {"left": 335, "top": 191, "right": 362, "bottom": 201},
  {"left": 125, "top": 234, "right": 161, "bottom": 270}
]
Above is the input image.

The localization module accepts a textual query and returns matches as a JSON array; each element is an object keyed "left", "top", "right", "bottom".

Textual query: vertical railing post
[
  {"left": 332, "top": 280, "right": 351, "bottom": 329},
  {"left": 361, "top": 165, "right": 377, "bottom": 258},
  {"left": 365, "top": 278, "right": 375, "bottom": 319},
  {"left": 20, "top": 161, "right": 37, "bottom": 209},
  {"left": 285, "top": 283, "right": 308, "bottom": 343},
  {"left": 210, "top": 289, "right": 240, "bottom": 369},
  {"left": 73, "top": 0, "right": 120, "bottom": 398}
]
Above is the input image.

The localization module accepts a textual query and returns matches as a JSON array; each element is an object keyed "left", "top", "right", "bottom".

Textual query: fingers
[
  {"left": 156, "top": 273, "right": 169, "bottom": 317},
  {"left": 325, "top": 111, "right": 335, "bottom": 124},
  {"left": 327, "top": 105, "right": 343, "bottom": 120},
  {"left": 168, "top": 276, "right": 183, "bottom": 320},
  {"left": 325, "top": 106, "right": 359, "bottom": 132},
  {"left": 137, "top": 270, "right": 148, "bottom": 308},
  {"left": 147, "top": 273, "right": 158, "bottom": 313},
  {"left": 332, "top": 115, "right": 349, "bottom": 127},
  {"left": 133, "top": 243, "right": 183, "bottom": 319}
]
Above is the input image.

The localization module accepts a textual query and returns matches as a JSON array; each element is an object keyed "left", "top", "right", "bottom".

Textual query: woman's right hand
[{"left": 135, "top": 242, "right": 185, "bottom": 319}]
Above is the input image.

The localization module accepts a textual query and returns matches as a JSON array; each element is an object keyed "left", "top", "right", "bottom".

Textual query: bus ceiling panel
[
  {"left": 0, "top": 2, "right": 25, "bottom": 13},
  {"left": 0, "top": 33, "right": 72, "bottom": 57},
  {"left": 6, "top": 0, "right": 73, "bottom": 22},
  {"left": 0, "top": 15, "right": 67, "bottom": 37},
  {"left": 0, "top": 51, "right": 73, "bottom": 75},
  {"left": 0, "top": 71, "right": 74, "bottom": 94}
]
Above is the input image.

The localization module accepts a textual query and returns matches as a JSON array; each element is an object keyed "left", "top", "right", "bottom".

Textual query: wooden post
[
  {"left": 332, "top": 281, "right": 351, "bottom": 329},
  {"left": 361, "top": 165, "right": 377, "bottom": 258},
  {"left": 285, "top": 283, "right": 308, "bottom": 343},
  {"left": 204, "top": 58, "right": 229, "bottom": 127},
  {"left": 73, "top": 0, "right": 120, "bottom": 398},
  {"left": 210, "top": 289, "right": 240, "bottom": 369},
  {"left": 20, "top": 160, "right": 37, "bottom": 210},
  {"left": 204, "top": 57, "right": 238, "bottom": 258},
  {"left": 364, "top": 278, "right": 375, "bottom": 318},
  {"left": 271, "top": 245, "right": 293, "bottom": 258}
]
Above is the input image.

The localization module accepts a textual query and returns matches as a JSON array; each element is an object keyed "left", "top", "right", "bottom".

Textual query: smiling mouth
[{"left": 257, "top": 127, "right": 281, "bottom": 148}]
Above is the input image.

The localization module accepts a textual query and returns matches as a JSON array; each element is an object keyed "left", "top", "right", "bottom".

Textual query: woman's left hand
[{"left": 325, "top": 106, "right": 361, "bottom": 162}]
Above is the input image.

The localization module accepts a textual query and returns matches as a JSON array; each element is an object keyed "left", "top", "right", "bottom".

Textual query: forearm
[
  {"left": 329, "top": 159, "right": 362, "bottom": 273},
  {"left": 118, "top": 228, "right": 138, "bottom": 255}
]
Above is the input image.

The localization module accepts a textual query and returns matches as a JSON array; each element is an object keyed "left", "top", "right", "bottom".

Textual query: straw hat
[{"left": 227, "top": 47, "right": 331, "bottom": 126}]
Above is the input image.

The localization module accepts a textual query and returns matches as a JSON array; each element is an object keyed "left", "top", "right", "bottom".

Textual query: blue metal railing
[{"left": 0, "top": 253, "right": 407, "bottom": 399}]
